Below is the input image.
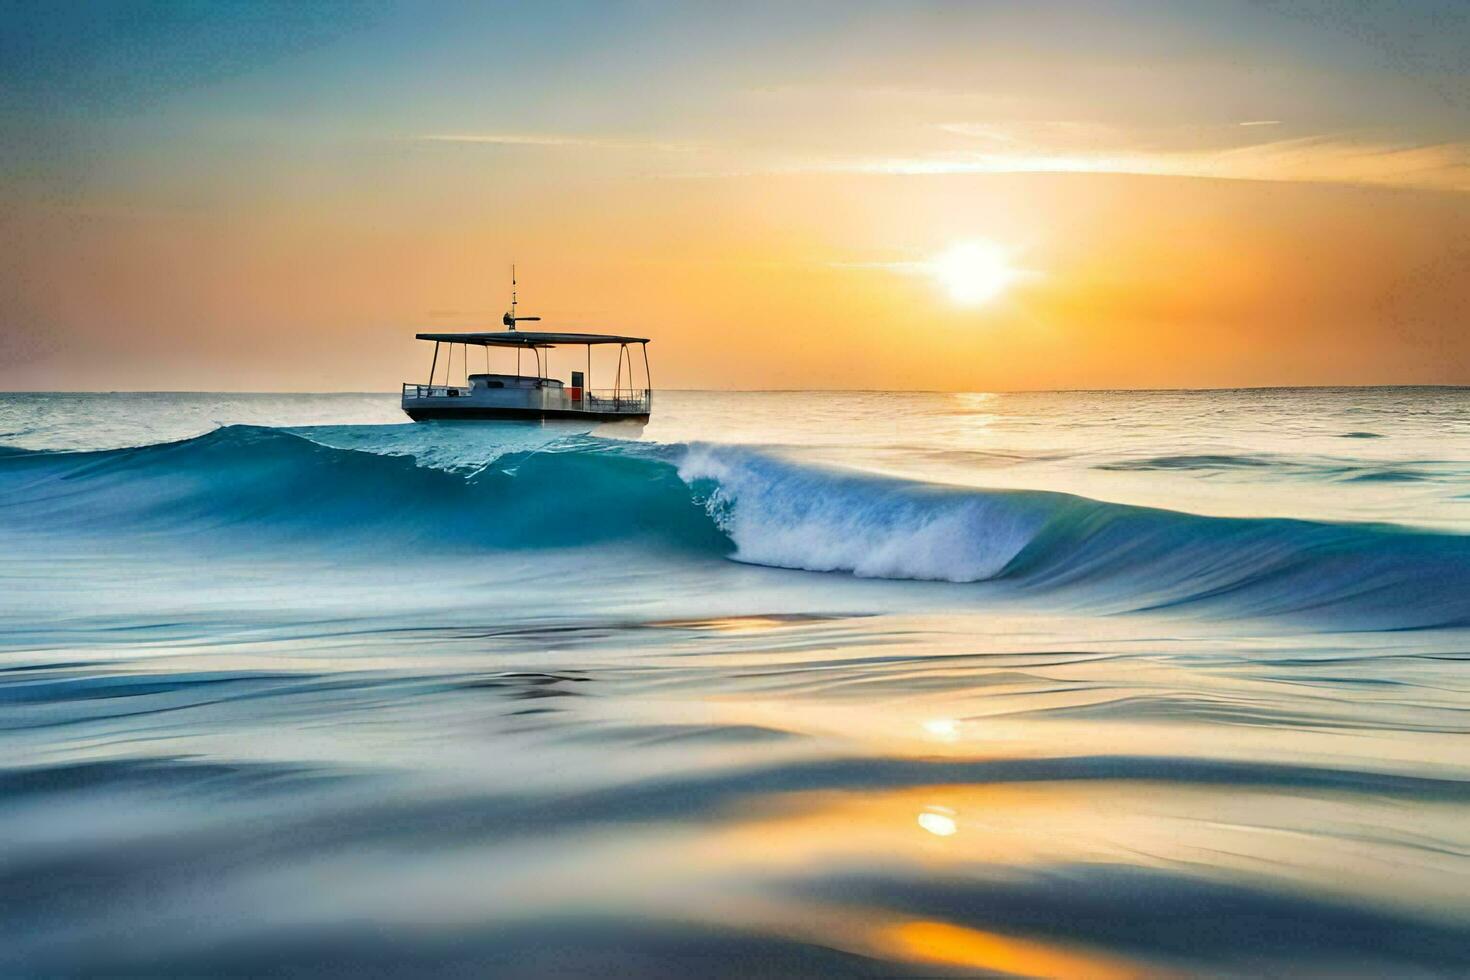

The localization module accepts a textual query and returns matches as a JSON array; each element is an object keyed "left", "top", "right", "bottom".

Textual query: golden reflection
[
  {"left": 916, "top": 807, "right": 957, "bottom": 837},
  {"left": 445, "top": 778, "right": 1453, "bottom": 977},
  {"left": 647, "top": 614, "right": 838, "bottom": 633},
  {"left": 879, "top": 920, "right": 1154, "bottom": 979},
  {"left": 674, "top": 786, "right": 1043, "bottom": 871},
  {"left": 661, "top": 780, "right": 1470, "bottom": 922},
  {"left": 948, "top": 391, "right": 1000, "bottom": 413}
]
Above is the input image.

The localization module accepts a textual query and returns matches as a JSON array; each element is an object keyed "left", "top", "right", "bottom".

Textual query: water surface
[{"left": 2, "top": 388, "right": 1468, "bottom": 976}]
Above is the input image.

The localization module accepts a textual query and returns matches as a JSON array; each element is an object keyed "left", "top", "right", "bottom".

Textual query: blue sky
[{"left": 2, "top": 1, "right": 1468, "bottom": 389}]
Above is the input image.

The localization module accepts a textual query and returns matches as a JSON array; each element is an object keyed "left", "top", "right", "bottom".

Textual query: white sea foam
[{"left": 677, "top": 444, "right": 1044, "bottom": 582}]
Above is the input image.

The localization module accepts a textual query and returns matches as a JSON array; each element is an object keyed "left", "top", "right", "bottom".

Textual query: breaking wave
[{"left": 1, "top": 424, "right": 1467, "bottom": 628}]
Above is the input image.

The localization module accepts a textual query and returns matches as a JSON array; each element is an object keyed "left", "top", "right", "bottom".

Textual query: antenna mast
[{"left": 502, "top": 263, "right": 541, "bottom": 331}]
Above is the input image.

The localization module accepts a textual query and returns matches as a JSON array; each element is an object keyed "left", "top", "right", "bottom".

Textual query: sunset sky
[{"left": 3, "top": 0, "right": 1468, "bottom": 391}]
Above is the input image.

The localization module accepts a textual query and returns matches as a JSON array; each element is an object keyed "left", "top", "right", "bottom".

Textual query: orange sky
[{"left": 3, "top": 1, "right": 1468, "bottom": 391}]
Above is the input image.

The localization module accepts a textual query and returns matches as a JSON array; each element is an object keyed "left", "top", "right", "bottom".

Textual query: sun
[{"left": 929, "top": 240, "right": 1021, "bottom": 306}]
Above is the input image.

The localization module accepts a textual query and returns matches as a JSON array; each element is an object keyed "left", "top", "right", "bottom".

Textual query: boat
[{"left": 401, "top": 275, "right": 652, "bottom": 422}]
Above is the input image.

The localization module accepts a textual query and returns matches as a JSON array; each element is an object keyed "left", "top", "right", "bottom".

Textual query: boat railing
[
  {"left": 402, "top": 383, "right": 471, "bottom": 399},
  {"left": 402, "top": 383, "right": 650, "bottom": 412},
  {"left": 581, "top": 389, "right": 652, "bottom": 411}
]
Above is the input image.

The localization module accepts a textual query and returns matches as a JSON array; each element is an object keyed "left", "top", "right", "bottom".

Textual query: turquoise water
[{"left": 2, "top": 388, "right": 1469, "bottom": 976}]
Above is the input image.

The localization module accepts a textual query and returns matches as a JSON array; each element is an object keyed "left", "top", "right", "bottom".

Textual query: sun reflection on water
[
  {"left": 917, "top": 805, "right": 958, "bottom": 837},
  {"left": 880, "top": 920, "right": 1153, "bottom": 979}
]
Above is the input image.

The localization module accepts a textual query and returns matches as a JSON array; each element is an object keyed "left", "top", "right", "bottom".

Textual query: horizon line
[{"left": 3, "top": 383, "right": 1467, "bottom": 397}]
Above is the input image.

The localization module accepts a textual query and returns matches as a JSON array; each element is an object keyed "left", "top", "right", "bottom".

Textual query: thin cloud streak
[
  {"left": 418, "top": 133, "right": 697, "bottom": 153},
  {"left": 418, "top": 126, "right": 1470, "bottom": 193},
  {"left": 810, "top": 135, "right": 1470, "bottom": 192}
]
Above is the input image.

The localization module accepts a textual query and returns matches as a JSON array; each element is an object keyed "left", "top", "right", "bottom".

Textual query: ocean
[{"left": 2, "top": 388, "right": 1468, "bottom": 976}]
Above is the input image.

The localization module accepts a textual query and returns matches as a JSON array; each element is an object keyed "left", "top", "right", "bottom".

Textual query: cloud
[
  {"left": 811, "top": 130, "right": 1470, "bottom": 192},
  {"left": 419, "top": 124, "right": 1470, "bottom": 193},
  {"left": 418, "top": 133, "right": 696, "bottom": 153}
]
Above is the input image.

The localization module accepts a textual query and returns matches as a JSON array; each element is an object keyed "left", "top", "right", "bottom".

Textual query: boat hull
[{"left": 404, "top": 405, "right": 650, "bottom": 422}]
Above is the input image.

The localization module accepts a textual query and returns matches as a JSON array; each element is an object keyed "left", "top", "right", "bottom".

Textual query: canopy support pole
[
  {"left": 642, "top": 343, "right": 651, "bottom": 408},
  {"left": 429, "top": 342, "right": 440, "bottom": 387}
]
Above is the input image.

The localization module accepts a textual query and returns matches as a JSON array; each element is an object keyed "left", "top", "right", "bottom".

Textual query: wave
[
  {"left": 681, "top": 444, "right": 1470, "bottom": 627},
  {"left": 0, "top": 424, "right": 723, "bottom": 554},
  {"left": 1097, "top": 452, "right": 1451, "bottom": 484},
  {"left": 1, "top": 425, "right": 1468, "bottom": 628},
  {"left": 678, "top": 445, "right": 1047, "bottom": 582}
]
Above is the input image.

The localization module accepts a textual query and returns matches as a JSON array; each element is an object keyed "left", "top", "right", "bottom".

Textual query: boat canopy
[{"left": 415, "top": 330, "right": 649, "bottom": 348}]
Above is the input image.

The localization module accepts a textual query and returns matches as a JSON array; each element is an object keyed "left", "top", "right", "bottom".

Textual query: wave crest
[
  {"left": 1, "top": 425, "right": 1468, "bottom": 628},
  {"left": 678, "top": 445, "right": 1044, "bottom": 582}
]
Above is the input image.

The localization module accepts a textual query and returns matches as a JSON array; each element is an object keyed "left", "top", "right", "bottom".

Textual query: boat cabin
[{"left": 402, "top": 329, "right": 652, "bottom": 422}]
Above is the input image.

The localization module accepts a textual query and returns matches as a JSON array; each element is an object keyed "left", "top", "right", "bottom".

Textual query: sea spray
[{"left": 677, "top": 443, "right": 1043, "bottom": 582}]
